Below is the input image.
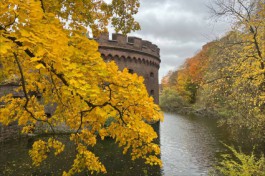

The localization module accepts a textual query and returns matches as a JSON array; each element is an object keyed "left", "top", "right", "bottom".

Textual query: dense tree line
[
  {"left": 161, "top": 0, "right": 265, "bottom": 174},
  {"left": 162, "top": 0, "right": 265, "bottom": 144}
]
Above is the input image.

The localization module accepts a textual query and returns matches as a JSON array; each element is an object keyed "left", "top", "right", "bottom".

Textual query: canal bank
[{"left": 0, "top": 112, "right": 231, "bottom": 176}]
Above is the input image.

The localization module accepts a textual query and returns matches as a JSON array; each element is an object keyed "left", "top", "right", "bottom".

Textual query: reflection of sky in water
[
  {"left": 0, "top": 112, "right": 228, "bottom": 176},
  {"left": 160, "top": 113, "right": 226, "bottom": 176}
]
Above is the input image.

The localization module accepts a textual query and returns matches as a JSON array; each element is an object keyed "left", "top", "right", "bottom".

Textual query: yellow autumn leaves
[
  {"left": 0, "top": 0, "right": 163, "bottom": 175},
  {"left": 200, "top": 1, "right": 265, "bottom": 142},
  {"left": 29, "top": 138, "right": 65, "bottom": 166}
]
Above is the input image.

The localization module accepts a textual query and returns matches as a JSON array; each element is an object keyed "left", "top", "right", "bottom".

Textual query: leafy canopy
[
  {"left": 202, "top": 0, "right": 265, "bottom": 142},
  {"left": 162, "top": 0, "right": 265, "bottom": 143},
  {"left": 0, "top": 0, "right": 163, "bottom": 175}
]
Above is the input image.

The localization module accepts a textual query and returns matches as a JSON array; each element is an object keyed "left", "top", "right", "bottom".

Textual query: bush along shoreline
[{"left": 159, "top": 88, "right": 221, "bottom": 119}]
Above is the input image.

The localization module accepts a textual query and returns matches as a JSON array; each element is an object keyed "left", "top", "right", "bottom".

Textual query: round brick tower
[{"left": 96, "top": 33, "right": 160, "bottom": 104}]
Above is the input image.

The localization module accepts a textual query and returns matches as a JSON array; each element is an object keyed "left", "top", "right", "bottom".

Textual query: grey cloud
[
  {"left": 136, "top": 9, "right": 227, "bottom": 43},
  {"left": 141, "top": 0, "right": 210, "bottom": 15},
  {"left": 129, "top": 0, "right": 231, "bottom": 82},
  {"left": 159, "top": 63, "right": 176, "bottom": 79}
]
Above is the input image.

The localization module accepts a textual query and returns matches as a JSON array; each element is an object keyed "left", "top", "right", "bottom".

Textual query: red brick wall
[{"left": 97, "top": 33, "right": 161, "bottom": 104}]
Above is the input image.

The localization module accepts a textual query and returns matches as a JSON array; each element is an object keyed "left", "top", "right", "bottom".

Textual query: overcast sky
[{"left": 125, "top": 0, "right": 231, "bottom": 82}]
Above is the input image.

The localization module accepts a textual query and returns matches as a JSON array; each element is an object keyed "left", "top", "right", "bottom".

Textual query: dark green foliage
[
  {"left": 185, "top": 82, "right": 198, "bottom": 104},
  {"left": 159, "top": 88, "right": 188, "bottom": 112}
]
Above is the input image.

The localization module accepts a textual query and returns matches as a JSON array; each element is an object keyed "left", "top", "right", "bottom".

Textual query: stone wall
[
  {"left": 96, "top": 33, "right": 160, "bottom": 104},
  {"left": 0, "top": 84, "right": 23, "bottom": 142},
  {"left": 0, "top": 123, "right": 21, "bottom": 142}
]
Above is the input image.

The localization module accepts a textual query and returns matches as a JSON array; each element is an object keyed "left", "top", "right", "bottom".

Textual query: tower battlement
[
  {"left": 96, "top": 33, "right": 161, "bottom": 104},
  {"left": 96, "top": 33, "right": 160, "bottom": 61}
]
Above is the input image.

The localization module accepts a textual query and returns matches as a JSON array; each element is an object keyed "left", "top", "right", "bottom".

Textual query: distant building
[{"left": 97, "top": 33, "right": 161, "bottom": 104}]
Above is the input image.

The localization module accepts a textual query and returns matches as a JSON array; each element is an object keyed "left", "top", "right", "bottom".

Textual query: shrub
[
  {"left": 216, "top": 145, "right": 265, "bottom": 176},
  {"left": 160, "top": 88, "right": 187, "bottom": 111}
]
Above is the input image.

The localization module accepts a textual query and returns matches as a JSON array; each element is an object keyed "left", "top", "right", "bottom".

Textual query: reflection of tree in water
[{"left": 0, "top": 133, "right": 161, "bottom": 176}]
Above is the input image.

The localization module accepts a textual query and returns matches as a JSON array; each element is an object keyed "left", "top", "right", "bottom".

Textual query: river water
[
  {"left": 160, "top": 112, "right": 226, "bottom": 176},
  {"left": 0, "top": 112, "right": 227, "bottom": 176}
]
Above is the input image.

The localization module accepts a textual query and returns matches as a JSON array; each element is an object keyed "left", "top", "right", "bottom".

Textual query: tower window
[
  {"left": 45, "top": 113, "right": 52, "bottom": 118},
  {"left": 150, "top": 90, "right": 154, "bottom": 96},
  {"left": 128, "top": 69, "right": 134, "bottom": 74},
  {"left": 150, "top": 72, "right": 154, "bottom": 78}
]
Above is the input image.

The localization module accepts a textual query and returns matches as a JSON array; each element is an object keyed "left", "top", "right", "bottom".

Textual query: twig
[{"left": 13, "top": 52, "right": 55, "bottom": 134}]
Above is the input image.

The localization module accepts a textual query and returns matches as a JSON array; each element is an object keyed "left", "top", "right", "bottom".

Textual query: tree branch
[
  {"left": 40, "top": 0, "right": 46, "bottom": 13},
  {"left": 13, "top": 52, "right": 55, "bottom": 134}
]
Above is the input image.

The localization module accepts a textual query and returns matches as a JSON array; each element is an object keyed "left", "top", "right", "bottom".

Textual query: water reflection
[
  {"left": 0, "top": 135, "right": 161, "bottom": 176},
  {"left": 161, "top": 113, "right": 226, "bottom": 176},
  {"left": 0, "top": 112, "right": 227, "bottom": 176}
]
